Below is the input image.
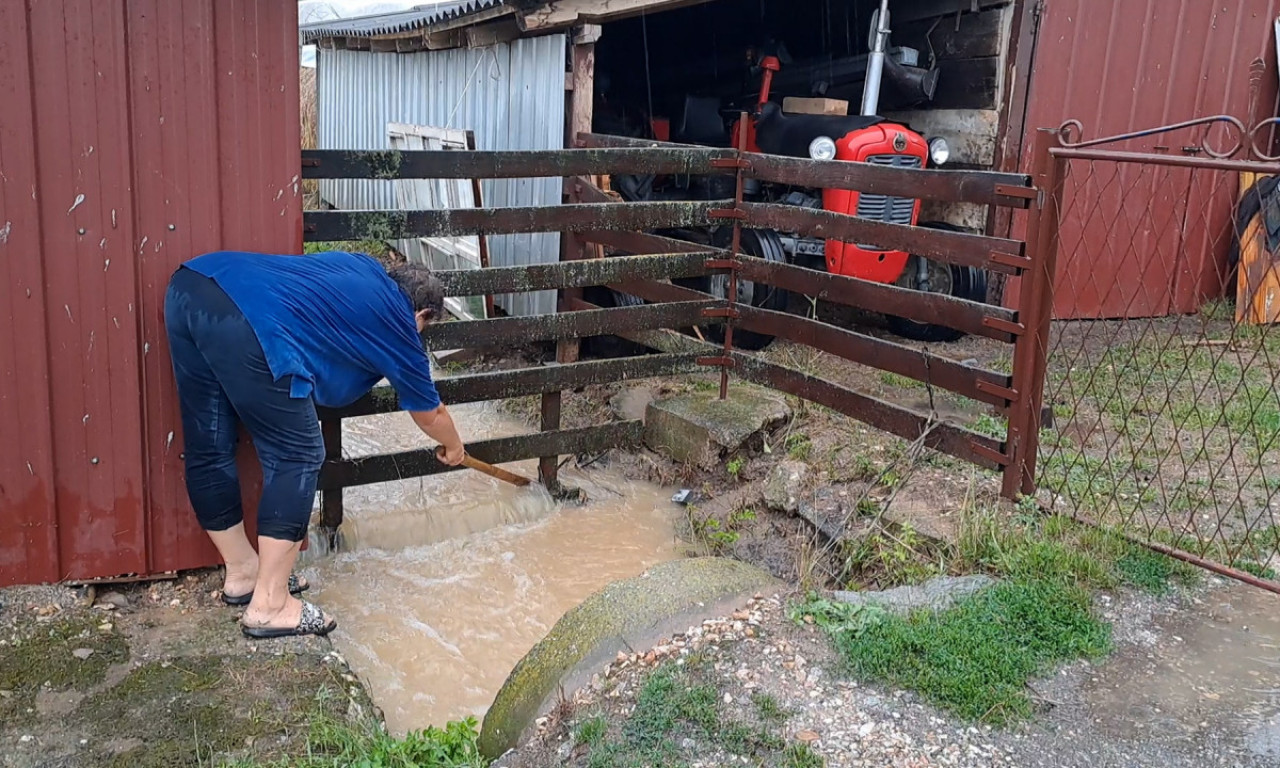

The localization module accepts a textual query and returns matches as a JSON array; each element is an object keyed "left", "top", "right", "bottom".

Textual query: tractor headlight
[
  {"left": 809, "top": 136, "right": 837, "bottom": 161},
  {"left": 928, "top": 137, "right": 950, "bottom": 166}
]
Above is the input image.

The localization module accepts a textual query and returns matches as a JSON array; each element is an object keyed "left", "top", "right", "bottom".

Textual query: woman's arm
[{"left": 411, "top": 404, "right": 466, "bottom": 465}]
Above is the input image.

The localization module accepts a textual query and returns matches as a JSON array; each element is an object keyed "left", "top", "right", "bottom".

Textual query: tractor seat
[
  {"left": 674, "top": 95, "right": 729, "bottom": 146},
  {"left": 753, "top": 101, "right": 884, "bottom": 158}
]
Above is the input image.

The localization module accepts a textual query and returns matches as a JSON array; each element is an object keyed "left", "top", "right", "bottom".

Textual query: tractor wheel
[
  {"left": 692, "top": 228, "right": 790, "bottom": 351},
  {"left": 580, "top": 285, "right": 649, "bottom": 358},
  {"left": 886, "top": 222, "right": 988, "bottom": 343}
]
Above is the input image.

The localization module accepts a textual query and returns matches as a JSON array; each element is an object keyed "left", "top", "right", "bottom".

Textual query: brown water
[{"left": 301, "top": 404, "right": 681, "bottom": 734}]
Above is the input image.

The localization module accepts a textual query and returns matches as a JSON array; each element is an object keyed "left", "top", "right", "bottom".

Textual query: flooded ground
[
  {"left": 301, "top": 404, "right": 682, "bottom": 734},
  {"left": 1082, "top": 583, "right": 1280, "bottom": 757}
]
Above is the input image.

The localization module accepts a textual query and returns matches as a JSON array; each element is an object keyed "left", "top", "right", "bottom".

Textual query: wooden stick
[{"left": 438, "top": 447, "right": 533, "bottom": 487}]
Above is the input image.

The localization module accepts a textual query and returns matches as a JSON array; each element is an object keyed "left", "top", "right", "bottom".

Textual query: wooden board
[
  {"left": 783, "top": 97, "right": 849, "bottom": 116},
  {"left": 1236, "top": 171, "right": 1280, "bottom": 325}
]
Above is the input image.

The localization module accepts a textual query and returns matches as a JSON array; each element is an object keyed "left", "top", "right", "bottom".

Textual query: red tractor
[{"left": 598, "top": 0, "right": 985, "bottom": 349}]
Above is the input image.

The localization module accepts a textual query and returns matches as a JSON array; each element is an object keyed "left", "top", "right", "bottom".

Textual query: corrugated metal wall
[
  {"left": 316, "top": 36, "right": 567, "bottom": 317},
  {"left": 1017, "top": 0, "right": 1280, "bottom": 319},
  {"left": 0, "top": 0, "right": 301, "bottom": 586}
]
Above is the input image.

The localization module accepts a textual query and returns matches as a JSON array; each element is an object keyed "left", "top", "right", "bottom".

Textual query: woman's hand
[{"left": 436, "top": 442, "right": 466, "bottom": 466}]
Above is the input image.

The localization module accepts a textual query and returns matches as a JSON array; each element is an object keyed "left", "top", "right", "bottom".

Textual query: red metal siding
[
  {"left": 0, "top": 0, "right": 301, "bottom": 586},
  {"left": 1016, "top": 0, "right": 1280, "bottom": 319}
]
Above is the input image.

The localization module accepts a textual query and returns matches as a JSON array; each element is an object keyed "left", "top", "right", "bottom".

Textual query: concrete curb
[{"left": 478, "top": 557, "right": 780, "bottom": 760}]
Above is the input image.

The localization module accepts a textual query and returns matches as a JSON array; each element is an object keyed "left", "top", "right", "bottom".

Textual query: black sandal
[
  {"left": 241, "top": 600, "right": 336, "bottom": 639},
  {"left": 221, "top": 573, "right": 308, "bottom": 606}
]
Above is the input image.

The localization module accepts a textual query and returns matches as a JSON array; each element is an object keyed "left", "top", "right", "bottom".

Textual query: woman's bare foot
[
  {"left": 222, "top": 562, "right": 309, "bottom": 601},
  {"left": 241, "top": 595, "right": 335, "bottom": 637},
  {"left": 222, "top": 555, "right": 260, "bottom": 599}
]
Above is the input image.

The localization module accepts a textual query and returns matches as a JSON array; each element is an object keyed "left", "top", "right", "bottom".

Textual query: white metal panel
[
  {"left": 316, "top": 35, "right": 566, "bottom": 316},
  {"left": 386, "top": 122, "right": 486, "bottom": 323}
]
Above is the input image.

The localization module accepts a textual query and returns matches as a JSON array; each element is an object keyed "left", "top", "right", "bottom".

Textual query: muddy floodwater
[{"left": 301, "top": 404, "right": 681, "bottom": 734}]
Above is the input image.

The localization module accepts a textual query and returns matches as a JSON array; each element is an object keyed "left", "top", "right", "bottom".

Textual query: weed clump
[
  {"left": 795, "top": 580, "right": 1110, "bottom": 724},
  {"left": 577, "top": 663, "right": 800, "bottom": 767}
]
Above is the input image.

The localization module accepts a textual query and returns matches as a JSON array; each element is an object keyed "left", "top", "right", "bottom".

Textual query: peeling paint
[
  {"left": 165, "top": 431, "right": 175, "bottom": 452},
  {"left": 99, "top": 238, "right": 107, "bottom": 249},
  {"left": 104, "top": 259, "right": 110, "bottom": 271},
  {"left": 143, "top": 342, "right": 150, "bottom": 354},
  {"left": 68, "top": 193, "right": 85, "bottom": 214},
  {"left": 138, "top": 236, "right": 148, "bottom": 252},
  {"left": 113, "top": 317, "right": 119, "bottom": 328},
  {"left": 27, "top": 462, "right": 33, "bottom": 475},
  {"left": 64, "top": 304, "right": 72, "bottom": 321},
  {"left": 83, "top": 414, "right": 90, "bottom": 425},
  {"left": 0, "top": 221, "right": 10, "bottom": 244},
  {"left": 111, "top": 209, "right": 117, "bottom": 228}
]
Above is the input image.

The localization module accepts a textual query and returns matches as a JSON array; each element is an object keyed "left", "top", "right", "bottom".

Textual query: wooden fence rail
[{"left": 304, "top": 136, "right": 1044, "bottom": 543}]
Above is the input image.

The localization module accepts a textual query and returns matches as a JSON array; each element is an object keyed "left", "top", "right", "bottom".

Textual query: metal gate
[{"left": 1027, "top": 116, "right": 1280, "bottom": 595}]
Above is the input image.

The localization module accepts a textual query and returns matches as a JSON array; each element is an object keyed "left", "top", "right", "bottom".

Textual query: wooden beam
[
  {"left": 573, "top": 23, "right": 603, "bottom": 44},
  {"left": 546, "top": 37, "right": 600, "bottom": 485},
  {"left": 892, "top": 0, "right": 1012, "bottom": 25},
  {"left": 466, "top": 18, "right": 522, "bottom": 48},
  {"left": 519, "top": 0, "right": 716, "bottom": 31}
]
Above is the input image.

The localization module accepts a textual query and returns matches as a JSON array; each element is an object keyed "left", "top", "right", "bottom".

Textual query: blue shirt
[{"left": 184, "top": 250, "right": 441, "bottom": 411}]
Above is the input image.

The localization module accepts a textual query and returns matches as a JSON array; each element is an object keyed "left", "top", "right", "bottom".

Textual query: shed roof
[{"left": 299, "top": 1, "right": 509, "bottom": 42}]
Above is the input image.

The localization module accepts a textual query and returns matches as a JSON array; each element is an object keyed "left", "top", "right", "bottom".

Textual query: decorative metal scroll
[{"left": 1055, "top": 116, "right": 1280, "bottom": 162}]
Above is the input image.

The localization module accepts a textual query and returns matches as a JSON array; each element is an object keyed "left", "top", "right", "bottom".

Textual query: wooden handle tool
[{"left": 437, "top": 447, "right": 532, "bottom": 487}]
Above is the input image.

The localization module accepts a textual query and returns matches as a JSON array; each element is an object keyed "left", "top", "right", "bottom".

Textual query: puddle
[
  {"left": 301, "top": 404, "right": 682, "bottom": 734},
  {"left": 1085, "top": 584, "right": 1280, "bottom": 749}
]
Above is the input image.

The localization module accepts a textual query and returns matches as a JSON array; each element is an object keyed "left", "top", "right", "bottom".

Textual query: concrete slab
[
  {"left": 644, "top": 388, "right": 790, "bottom": 467},
  {"left": 478, "top": 557, "right": 780, "bottom": 760}
]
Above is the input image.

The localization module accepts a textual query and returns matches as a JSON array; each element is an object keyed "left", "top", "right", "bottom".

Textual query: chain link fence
[{"left": 1035, "top": 137, "right": 1280, "bottom": 587}]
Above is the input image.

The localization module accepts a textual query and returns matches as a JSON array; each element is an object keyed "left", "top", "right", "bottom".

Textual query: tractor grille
[{"left": 855, "top": 155, "right": 922, "bottom": 247}]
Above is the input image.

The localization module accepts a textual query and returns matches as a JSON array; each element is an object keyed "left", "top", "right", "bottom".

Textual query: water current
[{"left": 300, "top": 403, "right": 682, "bottom": 734}]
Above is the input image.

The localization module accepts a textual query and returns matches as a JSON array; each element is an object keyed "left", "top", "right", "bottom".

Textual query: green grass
[
  {"left": 840, "top": 522, "right": 945, "bottom": 590},
  {"left": 784, "top": 432, "right": 813, "bottom": 461},
  {"left": 229, "top": 716, "right": 486, "bottom": 768},
  {"left": 751, "top": 693, "right": 789, "bottom": 723},
  {"left": 957, "top": 506, "right": 1198, "bottom": 593},
  {"left": 1114, "top": 548, "right": 1180, "bottom": 594},
  {"left": 581, "top": 663, "right": 803, "bottom": 768},
  {"left": 970, "top": 413, "right": 1008, "bottom": 439},
  {"left": 576, "top": 715, "right": 608, "bottom": 748},
  {"left": 303, "top": 239, "right": 393, "bottom": 259},
  {"left": 782, "top": 743, "right": 826, "bottom": 768},
  {"left": 796, "top": 580, "right": 1110, "bottom": 724},
  {"left": 878, "top": 371, "right": 925, "bottom": 390}
]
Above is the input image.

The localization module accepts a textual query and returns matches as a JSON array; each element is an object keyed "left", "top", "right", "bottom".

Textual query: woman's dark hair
[{"left": 386, "top": 263, "right": 445, "bottom": 317}]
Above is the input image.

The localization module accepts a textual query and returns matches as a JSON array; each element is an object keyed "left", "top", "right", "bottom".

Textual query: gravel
[{"left": 508, "top": 581, "right": 1280, "bottom": 768}]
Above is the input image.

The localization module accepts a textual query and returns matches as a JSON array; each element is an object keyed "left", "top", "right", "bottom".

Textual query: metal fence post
[
  {"left": 1003, "top": 128, "right": 1066, "bottom": 499},
  {"left": 719, "top": 116, "right": 750, "bottom": 400}
]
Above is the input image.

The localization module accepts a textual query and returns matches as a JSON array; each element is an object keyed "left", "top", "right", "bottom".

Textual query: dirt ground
[{"left": 0, "top": 572, "right": 368, "bottom": 768}]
